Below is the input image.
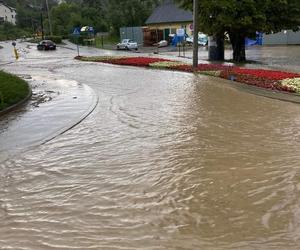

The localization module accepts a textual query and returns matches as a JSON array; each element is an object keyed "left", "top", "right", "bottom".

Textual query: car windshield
[{"left": 40, "top": 40, "right": 54, "bottom": 45}]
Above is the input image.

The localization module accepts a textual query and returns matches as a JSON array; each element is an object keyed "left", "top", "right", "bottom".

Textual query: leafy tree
[
  {"left": 177, "top": 0, "right": 300, "bottom": 62},
  {"left": 3, "top": 0, "right": 162, "bottom": 39},
  {"left": 50, "top": 3, "right": 82, "bottom": 36},
  {"left": 107, "top": 0, "right": 162, "bottom": 35}
]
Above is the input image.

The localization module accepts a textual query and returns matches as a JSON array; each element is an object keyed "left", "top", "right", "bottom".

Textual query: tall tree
[
  {"left": 107, "top": 0, "right": 161, "bottom": 35},
  {"left": 177, "top": 0, "right": 300, "bottom": 62}
]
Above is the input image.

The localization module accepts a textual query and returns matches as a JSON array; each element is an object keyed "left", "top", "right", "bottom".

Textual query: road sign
[
  {"left": 72, "top": 28, "right": 81, "bottom": 36},
  {"left": 176, "top": 28, "right": 185, "bottom": 37}
]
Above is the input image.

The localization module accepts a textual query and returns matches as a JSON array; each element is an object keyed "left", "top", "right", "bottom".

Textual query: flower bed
[
  {"left": 75, "top": 55, "right": 123, "bottom": 62},
  {"left": 280, "top": 78, "right": 300, "bottom": 92},
  {"left": 75, "top": 56, "right": 170, "bottom": 67},
  {"left": 149, "top": 61, "right": 188, "bottom": 69},
  {"left": 110, "top": 57, "right": 170, "bottom": 67},
  {"left": 231, "top": 68, "right": 300, "bottom": 81},
  {"left": 75, "top": 56, "right": 300, "bottom": 94}
]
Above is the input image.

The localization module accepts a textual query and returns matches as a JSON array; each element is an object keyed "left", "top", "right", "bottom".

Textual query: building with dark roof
[
  {"left": 144, "top": 0, "right": 193, "bottom": 45},
  {"left": 146, "top": 0, "right": 193, "bottom": 25},
  {"left": 0, "top": 1, "right": 16, "bottom": 25}
]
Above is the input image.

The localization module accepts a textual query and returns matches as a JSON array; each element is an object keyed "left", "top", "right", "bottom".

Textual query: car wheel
[{"left": 125, "top": 46, "right": 129, "bottom": 50}]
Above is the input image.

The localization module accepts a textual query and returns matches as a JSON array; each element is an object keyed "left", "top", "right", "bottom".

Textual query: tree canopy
[
  {"left": 3, "top": 0, "right": 162, "bottom": 36},
  {"left": 177, "top": 0, "right": 300, "bottom": 61}
]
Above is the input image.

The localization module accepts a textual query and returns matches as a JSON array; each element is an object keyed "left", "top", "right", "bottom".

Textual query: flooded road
[{"left": 1, "top": 42, "right": 300, "bottom": 249}]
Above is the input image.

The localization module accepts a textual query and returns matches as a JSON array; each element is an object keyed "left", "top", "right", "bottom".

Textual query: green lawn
[
  {"left": 94, "top": 35, "right": 120, "bottom": 50},
  {"left": 0, "top": 71, "right": 30, "bottom": 111}
]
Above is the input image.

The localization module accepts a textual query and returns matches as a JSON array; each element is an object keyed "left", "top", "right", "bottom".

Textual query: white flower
[
  {"left": 280, "top": 78, "right": 300, "bottom": 93},
  {"left": 149, "top": 61, "right": 187, "bottom": 68}
]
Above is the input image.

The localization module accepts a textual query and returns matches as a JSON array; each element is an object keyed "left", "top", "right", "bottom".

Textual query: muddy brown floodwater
[{"left": 1, "top": 43, "right": 300, "bottom": 250}]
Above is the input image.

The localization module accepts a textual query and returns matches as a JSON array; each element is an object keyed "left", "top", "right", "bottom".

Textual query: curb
[
  {"left": 225, "top": 78, "right": 300, "bottom": 104},
  {"left": 0, "top": 82, "right": 99, "bottom": 164},
  {"left": 75, "top": 58, "right": 300, "bottom": 104},
  {"left": 0, "top": 82, "right": 32, "bottom": 116}
]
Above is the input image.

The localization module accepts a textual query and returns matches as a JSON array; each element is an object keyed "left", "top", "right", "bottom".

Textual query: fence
[
  {"left": 119, "top": 27, "right": 143, "bottom": 45},
  {"left": 263, "top": 30, "right": 300, "bottom": 45}
]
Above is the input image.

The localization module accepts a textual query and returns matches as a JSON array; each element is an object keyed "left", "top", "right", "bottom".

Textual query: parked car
[
  {"left": 37, "top": 40, "right": 56, "bottom": 51},
  {"left": 154, "top": 40, "right": 168, "bottom": 48},
  {"left": 186, "top": 33, "right": 208, "bottom": 46},
  {"left": 117, "top": 39, "right": 138, "bottom": 50}
]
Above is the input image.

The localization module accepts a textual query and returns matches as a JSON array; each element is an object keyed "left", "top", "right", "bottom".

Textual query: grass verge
[
  {"left": 94, "top": 36, "right": 119, "bottom": 50},
  {"left": 0, "top": 71, "right": 30, "bottom": 112}
]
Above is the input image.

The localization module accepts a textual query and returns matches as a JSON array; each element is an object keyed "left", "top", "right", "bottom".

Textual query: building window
[{"left": 12, "top": 15, "right": 14, "bottom": 18}]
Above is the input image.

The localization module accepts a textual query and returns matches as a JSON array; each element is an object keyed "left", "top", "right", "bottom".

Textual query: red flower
[
  {"left": 170, "top": 63, "right": 233, "bottom": 73},
  {"left": 108, "top": 57, "right": 170, "bottom": 67},
  {"left": 232, "top": 68, "right": 300, "bottom": 80}
]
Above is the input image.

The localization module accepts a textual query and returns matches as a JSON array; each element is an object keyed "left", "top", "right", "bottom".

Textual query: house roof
[
  {"left": 145, "top": 0, "right": 193, "bottom": 25},
  {"left": 0, "top": 1, "right": 16, "bottom": 11}
]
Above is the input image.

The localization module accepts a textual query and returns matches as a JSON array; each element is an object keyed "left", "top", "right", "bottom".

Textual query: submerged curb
[
  {"left": 214, "top": 76, "right": 300, "bottom": 104},
  {"left": 75, "top": 55, "right": 300, "bottom": 104},
  {"left": 0, "top": 81, "right": 99, "bottom": 164}
]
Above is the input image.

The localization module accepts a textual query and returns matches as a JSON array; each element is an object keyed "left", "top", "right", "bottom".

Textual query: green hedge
[
  {"left": 29, "top": 35, "right": 63, "bottom": 44},
  {"left": 0, "top": 23, "right": 30, "bottom": 41},
  {"left": 0, "top": 71, "right": 30, "bottom": 111},
  {"left": 44, "top": 36, "right": 62, "bottom": 44}
]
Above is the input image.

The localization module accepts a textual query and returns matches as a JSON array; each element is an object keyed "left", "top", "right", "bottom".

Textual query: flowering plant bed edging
[{"left": 75, "top": 56, "right": 300, "bottom": 94}]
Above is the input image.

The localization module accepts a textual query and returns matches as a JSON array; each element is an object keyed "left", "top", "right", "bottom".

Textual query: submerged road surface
[{"left": 1, "top": 42, "right": 300, "bottom": 250}]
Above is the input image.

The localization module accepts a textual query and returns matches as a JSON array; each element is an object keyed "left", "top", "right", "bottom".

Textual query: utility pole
[
  {"left": 45, "top": 0, "right": 53, "bottom": 36},
  {"left": 40, "top": 12, "right": 44, "bottom": 39},
  {"left": 193, "top": 0, "right": 199, "bottom": 68}
]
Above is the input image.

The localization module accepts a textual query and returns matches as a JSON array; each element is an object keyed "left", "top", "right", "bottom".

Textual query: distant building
[
  {"left": 0, "top": 1, "right": 16, "bottom": 25},
  {"left": 144, "top": 0, "right": 193, "bottom": 45}
]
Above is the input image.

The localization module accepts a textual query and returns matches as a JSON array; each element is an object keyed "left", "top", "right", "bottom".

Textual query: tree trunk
[
  {"left": 208, "top": 33, "right": 224, "bottom": 61},
  {"left": 229, "top": 32, "right": 246, "bottom": 62},
  {"left": 216, "top": 34, "right": 224, "bottom": 61}
]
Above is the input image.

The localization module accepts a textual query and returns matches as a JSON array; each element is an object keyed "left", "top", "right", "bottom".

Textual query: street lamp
[{"left": 193, "top": 0, "right": 199, "bottom": 68}]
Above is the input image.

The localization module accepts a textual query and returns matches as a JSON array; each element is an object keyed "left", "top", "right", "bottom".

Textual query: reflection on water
[{"left": 1, "top": 63, "right": 300, "bottom": 249}]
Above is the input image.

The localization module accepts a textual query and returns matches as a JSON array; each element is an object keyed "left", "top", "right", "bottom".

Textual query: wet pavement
[
  {"left": 147, "top": 45, "right": 300, "bottom": 73},
  {"left": 0, "top": 42, "right": 98, "bottom": 161},
  {"left": 0, "top": 41, "right": 300, "bottom": 250}
]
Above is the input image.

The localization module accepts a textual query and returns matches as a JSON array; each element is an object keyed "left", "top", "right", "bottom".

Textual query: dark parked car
[{"left": 37, "top": 40, "right": 56, "bottom": 51}]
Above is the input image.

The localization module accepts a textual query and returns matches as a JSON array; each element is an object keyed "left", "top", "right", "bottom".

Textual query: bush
[
  {"left": 44, "top": 35, "right": 62, "bottom": 44},
  {"left": 0, "top": 22, "right": 30, "bottom": 41},
  {"left": 0, "top": 71, "right": 30, "bottom": 111},
  {"left": 69, "top": 35, "right": 84, "bottom": 45}
]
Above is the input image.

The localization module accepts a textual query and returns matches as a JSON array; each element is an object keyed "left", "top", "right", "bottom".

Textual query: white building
[{"left": 0, "top": 2, "right": 16, "bottom": 25}]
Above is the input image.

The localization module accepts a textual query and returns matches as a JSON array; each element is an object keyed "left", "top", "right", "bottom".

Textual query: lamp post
[
  {"left": 193, "top": 0, "right": 199, "bottom": 68},
  {"left": 40, "top": 12, "right": 44, "bottom": 39}
]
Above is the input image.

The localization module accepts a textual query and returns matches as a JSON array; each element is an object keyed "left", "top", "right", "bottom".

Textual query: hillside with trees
[{"left": 1, "top": 0, "right": 162, "bottom": 39}]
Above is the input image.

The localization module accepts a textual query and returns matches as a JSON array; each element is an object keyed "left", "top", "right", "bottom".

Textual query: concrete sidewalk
[{"left": 0, "top": 73, "right": 98, "bottom": 162}]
